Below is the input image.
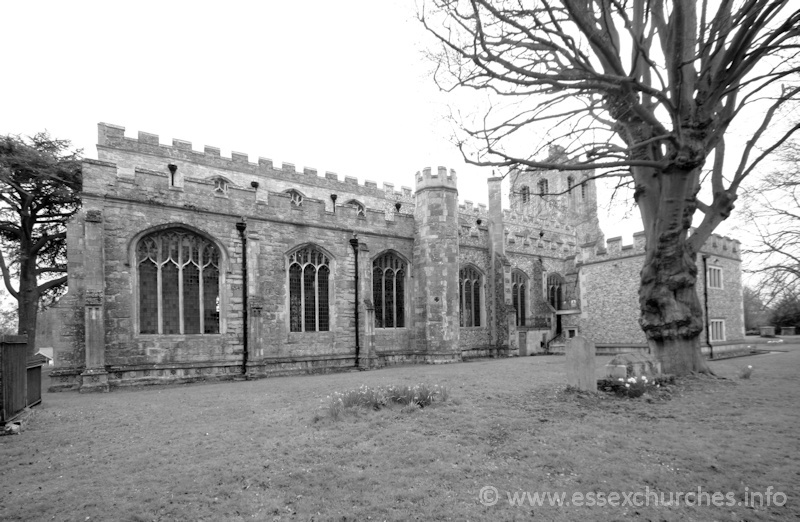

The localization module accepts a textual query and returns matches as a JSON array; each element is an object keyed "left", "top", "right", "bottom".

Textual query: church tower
[{"left": 509, "top": 145, "right": 603, "bottom": 245}]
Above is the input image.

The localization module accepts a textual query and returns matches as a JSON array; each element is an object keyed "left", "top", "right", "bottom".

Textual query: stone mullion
[
  {"left": 391, "top": 271, "right": 397, "bottom": 328},
  {"left": 382, "top": 270, "right": 387, "bottom": 327},
  {"left": 299, "top": 264, "right": 306, "bottom": 332},
  {"left": 178, "top": 242, "right": 185, "bottom": 335},
  {"left": 459, "top": 278, "right": 464, "bottom": 327},
  {"left": 156, "top": 242, "right": 163, "bottom": 335},
  {"left": 199, "top": 259, "right": 205, "bottom": 335},
  {"left": 313, "top": 265, "right": 319, "bottom": 332}
]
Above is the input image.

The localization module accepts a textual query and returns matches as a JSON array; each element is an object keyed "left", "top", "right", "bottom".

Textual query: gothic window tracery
[
  {"left": 512, "top": 270, "right": 527, "bottom": 326},
  {"left": 547, "top": 273, "right": 564, "bottom": 311},
  {"left": 212, "top": 177, "right": 229, "bottom": 194},
  {"left": 538, "top": 179, "right": 548, "bottom": 197},
  {"left": 286, "top": 189, "right": 304, "bottom": 206},
  {"left": 137, "top": 228, "right": 220, "bottom": 335},
  {"left": 345, "top": 199, "right": 366, "bottom": 217},
  {"left": 459, "top": 266, "right": 482, "bottom": 327},
  {"left": 288, "top": 246, "right": 330, "bottom": 332},
  {"left": 373, "top": 252, "right": 406, "bottom": 328}
]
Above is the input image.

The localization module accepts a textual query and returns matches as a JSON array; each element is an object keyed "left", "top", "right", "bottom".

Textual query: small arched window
[
  {"left": 567, "top": 176, "right": 574, "bottom": 193},
  {"left": 345, "top": 199, "right": 366, "bottom": 217},
  {"left": 581, "top": 182, "right": 587, "bottom": 200},
  {"left": 538, "top": 179, "right": 548, "bottom": 197},
  {"left": 373, "top": 252, "right": 406, "bottom": 328},
  {"left": 520, "top": 185, "right": 530, "bottom": 204},
  {"left": 547, "top": 273, "right": 564, "bottom": 311},
  {"left": 285, "top": 189, "right": 304, "bottom": 207},
  {"left": 459, "top": 266, "right": 482, "bottom": 327},
  {"left": 213, "top": 178, "right": 229, "bottom": 194},
  {"left": 288, "top": 246, "right": 330, "bottom": 332},
  {"left": 137, "top": 228, "right": 220, "bottom": 335},
  {"left": 511, "top": 270, "right": 527, "bottom": 326}
]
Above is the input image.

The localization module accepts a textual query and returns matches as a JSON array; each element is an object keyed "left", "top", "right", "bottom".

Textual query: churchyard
[{"left": 1, "top": 344, "right": 798, "bottom": 521}]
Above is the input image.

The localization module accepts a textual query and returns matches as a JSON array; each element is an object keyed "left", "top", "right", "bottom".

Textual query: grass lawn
[{"left": 1, "top": 346, "right": 798, "bottom": 521}]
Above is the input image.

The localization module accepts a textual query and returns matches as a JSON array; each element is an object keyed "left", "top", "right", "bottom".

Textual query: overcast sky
[{"left": 3, "top": 0, "right": 748, "bottom": 245}]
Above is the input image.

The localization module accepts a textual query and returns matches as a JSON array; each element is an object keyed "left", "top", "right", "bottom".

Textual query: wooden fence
[{"left": 1, "top": 335, "right": 41, "bottom": 424}]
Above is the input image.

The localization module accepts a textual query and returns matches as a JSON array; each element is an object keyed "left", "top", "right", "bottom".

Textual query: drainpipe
[
  {"left": 236, "top": 220, "right": 249, "bottom": 375},
  {"left": 702, "top": 254, "right": 713, "bottom": 359},
  {"left": 349, "top": 236, "right": 360, "bottom": 367}
]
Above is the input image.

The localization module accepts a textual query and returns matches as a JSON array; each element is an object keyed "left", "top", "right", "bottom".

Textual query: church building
[{"left": 45, "top": 124, "right": 744, "bottom": 391}]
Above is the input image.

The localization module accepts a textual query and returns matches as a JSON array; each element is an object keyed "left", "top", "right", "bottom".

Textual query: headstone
[
  {"left": 760, "top": 326, "right": 775, "bottom": 337},
  {"left": 605, "top": 352, "right": 660, "bottom": 380},
  {"left": 566, "top": 336, "right": 596, "bottom": 392}
]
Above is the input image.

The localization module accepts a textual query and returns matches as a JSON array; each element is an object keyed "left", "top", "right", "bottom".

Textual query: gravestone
[
  {"left": 565, "top": 336, "right": 596, "bottom": 392},
  {"left": 605, "top": 352, "right": 660, "bottom": 380}
]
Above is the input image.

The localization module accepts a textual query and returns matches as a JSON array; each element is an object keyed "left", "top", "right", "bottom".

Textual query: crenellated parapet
[
  {"left": 698, "top": 232, "right": 741, "bottom": 259},
  {"left": 81, "top": 158, "right": 416, "bottom": 235},
  {"left": 415, "top": 166, "right": 458, "bottom": 192},
  {"left": 96, "top": 123, "right": 414, "bottom": 205},
  {"left": 578, "top": 230, "right": 741, "bottom": 265}
]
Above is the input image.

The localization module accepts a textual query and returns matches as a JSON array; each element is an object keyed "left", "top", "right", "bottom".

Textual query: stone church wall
[
  {"left": 46, "top": 123, "right": 747, "bottom": 391},
  {"left": 577, "top": 232, "right": 744, "bottom": 348}
]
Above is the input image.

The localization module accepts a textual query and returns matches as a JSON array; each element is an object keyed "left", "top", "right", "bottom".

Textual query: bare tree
[
  {"left": 0, "top": 133, "right": 82, "bottom": 356},
  {"left": 742, "top": 137, "right": 800, "bottom": 306},
  {"left": 420, "top": 0, "right": 800, "bottom": 374}
]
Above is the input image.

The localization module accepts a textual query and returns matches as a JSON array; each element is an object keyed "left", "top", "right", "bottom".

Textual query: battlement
[
  {"left": 698, "top": 231, "right": 741, "bottom": 260},
  {"left": 81, "top": 159, "right": 416, "bottom": 236},
  {"left": 578, "top": 230, "right": 741, "bottom": 265},
  {"left": 415, "top": 166, "right": 458, "bottom": 192},
  {"left": 458, "top": 200, "right": 488, "bottom": 219},
  {"left": 96, "top": 123, "right": 414, "bottom": 203}
]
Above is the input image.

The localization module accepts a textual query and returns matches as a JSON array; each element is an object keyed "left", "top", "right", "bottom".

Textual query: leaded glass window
[
  {"left": 286, "top": 189, "right": 303, "bottom": 207},
  {"left": 547, "top": 273, "right": 563, "bottom": 311},
  {"left": 459, "top": 266, "right": 482, "bottom": 327},
  {"left": 538, "top": 179, "right": 548, "bottom": 197},
  {"left": 345, "top": 199, "right": 366, "bottom": 217},
  {"left": 373, "top": 252, "right": 406, "bottom": 328},
  {"left": 288, "top": 246, "right": 330, "bottom": 332},
  {"left": 512, "top": 270, "right": 527, "bottom": 326},
  {"left": 137, "top": 228, "right": 220, "bottom": 335},
  {"left": 213, "top": 178, "right": 228, "bottom": 194}
]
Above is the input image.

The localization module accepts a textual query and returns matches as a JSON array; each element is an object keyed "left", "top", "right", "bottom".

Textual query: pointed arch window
[
  {"left": 212, "top": 177, "right": 229, "bottom": 195},
  {"left": 345, "top": 199, "right": 366, "bottom": 217},
  {"left": 288, "top": 246, "right": 330, "bottom": 332},
  {"left": 512, "top": 270, "right": 527, "bottom": 326},
  {"left": 520, "top": 185, "right": 530, "bottom": 204},
  {"left": 137, "top": 228, "right": 220, "bottom": 335},
  {"left": 373, "top": 252, "right": 406, "bottom": 328},
  {"left": 286, "top": 189, "right": 304, "bottom": 207},
  {"left": 538, "top": 179, "right": 548, "bottom": 197},
  {"left": 459, "top": 266, "right": 482, "bottom": 327},
  {"left": 547, "top": 273, "right": 564, "bottom": 311}
]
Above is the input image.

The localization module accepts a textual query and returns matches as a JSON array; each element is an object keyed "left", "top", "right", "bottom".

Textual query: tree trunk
[
  {"left": 635, "top": 160, "right": 712, "bottom": 376},
  {"left": 638, "top": 223, "right": 712, "bottom": 375},
  {"left": 17, "top": 247, "right": 39, "bottom": 359}
]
